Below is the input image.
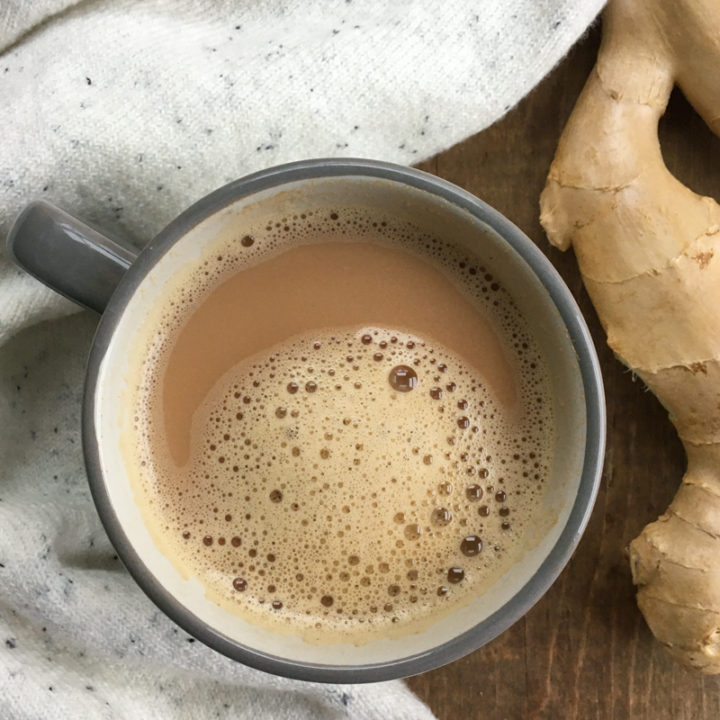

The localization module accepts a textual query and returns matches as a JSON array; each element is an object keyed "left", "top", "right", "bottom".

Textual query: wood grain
[{"left": 408, "top": 23, "right": 720, "bottom": 720}]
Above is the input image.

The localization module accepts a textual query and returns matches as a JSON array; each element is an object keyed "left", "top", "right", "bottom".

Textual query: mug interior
[{"left": 90, "top": 169, "right": 595, "bottom": 679}]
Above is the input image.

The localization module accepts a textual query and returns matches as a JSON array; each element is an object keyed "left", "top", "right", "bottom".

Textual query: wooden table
[{"left": 408, "top": 24, "right": 720, "bottom": 720}]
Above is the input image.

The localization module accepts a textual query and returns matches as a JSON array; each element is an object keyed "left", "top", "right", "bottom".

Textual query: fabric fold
[{"left": 0, "top": 1, "right": 604, "bottom": 717}]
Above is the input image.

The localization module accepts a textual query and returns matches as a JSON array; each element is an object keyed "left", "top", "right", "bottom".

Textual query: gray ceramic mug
[{"left": 7, "top": 159, "right": 605, "bottom": 683}]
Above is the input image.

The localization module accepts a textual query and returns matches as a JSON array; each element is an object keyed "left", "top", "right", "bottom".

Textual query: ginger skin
[{"left": 540, "top": 0, "right": 720, "bottom": 672}]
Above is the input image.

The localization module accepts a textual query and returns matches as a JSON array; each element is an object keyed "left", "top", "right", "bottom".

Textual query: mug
[{"left": 7, "top": 158, "right": 605, "bottom": 682}]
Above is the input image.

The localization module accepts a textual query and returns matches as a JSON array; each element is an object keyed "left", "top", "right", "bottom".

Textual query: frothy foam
[{"left": 125, "top": 205, "right": 554, "bottom": 644}]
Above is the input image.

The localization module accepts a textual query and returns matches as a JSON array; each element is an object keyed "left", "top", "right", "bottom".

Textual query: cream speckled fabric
[{"left": 0, "top": 1, "right": 603, "bottom": 717}]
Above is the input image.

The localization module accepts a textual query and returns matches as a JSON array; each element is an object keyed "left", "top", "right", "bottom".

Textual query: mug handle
[{"left": 6, "top": 201, "right": 140, "bottom": 313}]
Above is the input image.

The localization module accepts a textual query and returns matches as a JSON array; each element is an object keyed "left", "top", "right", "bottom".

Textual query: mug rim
[{"left": 83, "top": 158, "right": 605, "bottom": 683}]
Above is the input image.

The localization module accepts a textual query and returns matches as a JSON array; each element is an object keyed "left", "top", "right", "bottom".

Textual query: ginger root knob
[{"left": 540, "top": 0, "right": 720, "bottom": 672}]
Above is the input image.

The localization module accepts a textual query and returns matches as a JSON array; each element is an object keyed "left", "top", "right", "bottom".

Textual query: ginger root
[{"left": 540, "top": 0, "right": 720, "bottom": 672}]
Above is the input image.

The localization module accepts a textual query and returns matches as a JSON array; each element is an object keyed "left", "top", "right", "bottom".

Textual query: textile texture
[{"left": 0, "top": 1, "right": 603, "bottom": 718}]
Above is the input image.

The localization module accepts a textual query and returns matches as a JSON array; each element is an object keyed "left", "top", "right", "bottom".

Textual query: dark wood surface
[{"left": 407, "top": 24, "right": 720, "bottom": 720}]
